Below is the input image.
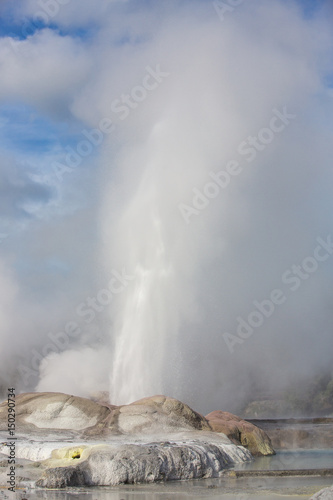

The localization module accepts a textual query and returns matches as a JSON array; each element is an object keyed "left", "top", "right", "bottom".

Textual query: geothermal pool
[
  {"left": 16, "top": 477, "right": 333, "bottom": 500},
  {"left": 235, "top": 448, "right": 333, "bottom": 471}
]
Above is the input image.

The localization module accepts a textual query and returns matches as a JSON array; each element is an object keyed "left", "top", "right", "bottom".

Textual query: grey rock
[
  {"left": 310, "top": 485, "right": 333, "bottom": 499},
  {"left": 36, "top": 466, "right": 86, "bottom": 488},
  {"left": 35, "top": 439, "right": 251, "bottom": 487}
]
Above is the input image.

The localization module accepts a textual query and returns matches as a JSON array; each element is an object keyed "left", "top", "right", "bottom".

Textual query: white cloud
[{"left": 0, "top": 29, "right": 92, "bottom": 120}]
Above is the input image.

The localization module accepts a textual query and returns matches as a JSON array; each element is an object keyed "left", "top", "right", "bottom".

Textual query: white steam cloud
[{"left": 1, "top": 0, "right": 333, "bottom": 413}]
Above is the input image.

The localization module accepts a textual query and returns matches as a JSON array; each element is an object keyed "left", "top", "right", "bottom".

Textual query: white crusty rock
[
  {"left": 310, "top": 485, "right": 333, "bottom": 499},
  {"left": 36, "top": 435, "right": 252, "bottom": 487}
]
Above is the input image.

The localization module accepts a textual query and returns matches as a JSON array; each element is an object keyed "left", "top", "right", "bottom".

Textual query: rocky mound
[
  {"left": 0, "top": 392, "right": 110, "bottom": 433},
  {"left": 205, "top": 410, "right": 275, "bottom": 456},
  {"left": 0, "top": 392, "right": 274, "bottom": 452},
  {"left": 0, "top": 393, "right": 212, "bottom": 438},
  {"left": 104, "top": 395, "right": 211, "bottom": 435},
  {"left": 0, "top": 392, "right": 276, "bottom": 489}
]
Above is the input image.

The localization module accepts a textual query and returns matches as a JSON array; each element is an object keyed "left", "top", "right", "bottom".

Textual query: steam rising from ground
[
  {"left": 0, "top": 0, "right": 333, "bottom": 412},
  {"left": 101, "top": 0, "right": 333, "bottom": 407}
]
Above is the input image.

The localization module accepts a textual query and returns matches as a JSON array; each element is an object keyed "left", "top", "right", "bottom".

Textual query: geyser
[{"left": 22, "top": 0, "right": 333, "bottom": 414}]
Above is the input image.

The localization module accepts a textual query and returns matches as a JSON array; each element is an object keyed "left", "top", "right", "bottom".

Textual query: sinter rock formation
[
  {"left": 0, "top": 392, "right": 274, "bottom": 488},
  {"left": 311, "top": 485, "right": 333, "bottom": 499},
  {"left": 205, "top": 410, "right": 275, "bottom": 456}
]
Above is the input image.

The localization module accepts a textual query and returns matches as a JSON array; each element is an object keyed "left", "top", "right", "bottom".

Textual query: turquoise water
[{"left": 235, "top": 449, "right": 333, "bottom": 471}]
